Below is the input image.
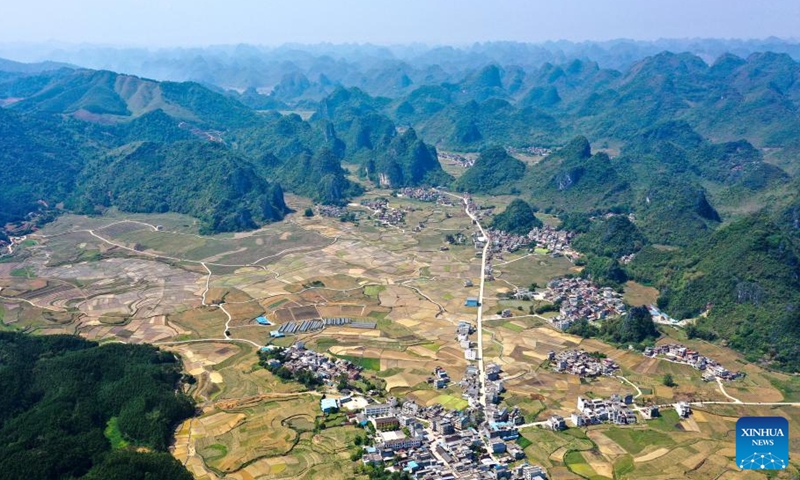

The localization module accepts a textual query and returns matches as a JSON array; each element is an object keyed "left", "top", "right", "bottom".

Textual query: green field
[
  {"left": 564, "top": 450, "right": 598, "bottom": 478},
  {"left": 10, "top": 266, "right": 36, "bottom": 278},
  {"left": 364, "top": 285, "right": 386, "bottom": 298},
  {"left": 602, "top": 427, "right": 675, "bottom": 455},
  {"left": 430, "top": 394, "right": 469, "bottom": 411},
  {"left": 335, "top": 355, "right": 381, "bottom": 371},
  {"left": 516, "top": 436, "right": 533, "bottom": 449}
]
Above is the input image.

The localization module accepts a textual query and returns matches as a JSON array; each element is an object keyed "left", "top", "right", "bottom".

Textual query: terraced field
[{"left": 3, "top": 192, "right": 800, "bottom": 480}]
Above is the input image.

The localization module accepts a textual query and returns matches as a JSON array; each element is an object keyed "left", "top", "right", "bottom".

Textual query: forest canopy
[{"left": 0, "top": 331, "right": 194, "bottom": 480}]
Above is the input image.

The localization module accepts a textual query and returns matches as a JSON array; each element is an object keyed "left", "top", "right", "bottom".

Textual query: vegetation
[
  {"left": 567, "top": 306, "right": 658, "bottom": 348},
  {"left": 572, "top": 215, "right": 647, "bottom": 258},
  {"left": 455, "top": 145, "right": 525, "bottom": 194},
  {"left": 76, "top": 141, "right": 290, "bottom": 234},
  {"left": 257, "top": 348, "right": 323, "bottom": 389},
  {"left": 629, "top": 212, "right": 800, "bottom": 370},
  {"left": 363, "top": 128, "right": 452, "bottom": 187},
  {"left": 490, "top": 199, "right": 542, "bottom": 235},
  {"left": 0, "top": 331, "right": 194, "bottom": 480},
  {"left": 4, "top": 49, "right": 800, "bottom": 368}
]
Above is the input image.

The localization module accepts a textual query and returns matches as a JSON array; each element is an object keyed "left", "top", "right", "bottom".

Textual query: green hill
[
  {"left": 491, "top": 199, "right": 542, "bottom": 235},
  {"left": 363, "top": 128, "right": 452, "bottom": 187},
  {"left": 76, "top": 141, "right": 289, "bottom": 234},
  {"left": 522, "top": 136, "right": 632, "bottom": 212},
  {"left": 0, "top": 108, "right": 86, "bottom": 227},
  {"left": 454, "top": 145, "right": 525, "bottom": 194},
  {"left": 5, "top": 69, "right": 259, "bottom": 129},
  {"left": 278, "top": 148, "right": 363, "bottom": 204},
  {"left": 572, "top": 215, "right": 648, "bottom": 258}
]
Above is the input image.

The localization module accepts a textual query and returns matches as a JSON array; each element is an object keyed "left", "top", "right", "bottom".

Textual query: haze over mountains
[
  {"left": 2, "top": 37, "right": 800, "bottom": 371},
  {"left": 4, "top": 38, "right": 800, "bottom": 92}
]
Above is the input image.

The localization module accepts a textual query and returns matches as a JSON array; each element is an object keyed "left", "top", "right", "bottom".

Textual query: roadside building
[{"left": 321, "top": 398, "right": 339, "bottom": 413}]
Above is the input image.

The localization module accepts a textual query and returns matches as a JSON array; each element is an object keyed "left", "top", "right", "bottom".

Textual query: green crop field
[
  {"left": 335, "top": 355, "right": 381, "bottom": 371},
  {"left": 602, "top": 427, "right": 675, "bottom": 455}
]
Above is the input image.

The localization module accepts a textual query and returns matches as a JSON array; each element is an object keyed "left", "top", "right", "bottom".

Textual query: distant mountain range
[{"left": 4, "top": 38, "right": 800, "bottom": 93}]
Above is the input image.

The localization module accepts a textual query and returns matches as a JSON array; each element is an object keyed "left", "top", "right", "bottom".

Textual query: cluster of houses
[
  {"left": 267, "top": 343, "right": 362, "bottom": 383},
  {"left": 543, "top": 277, "right": 626, "bottom": 331},
  {"left": 459, "top": 362, "right": 507, "bottom": 408},
  {"left": 315, "top": 205, "right": 350, "bottom": 218},
  {"left": 560, "top": 394, "right": 693, "bottom": 428},
  {"left": 465, "top": 195, "right": 494, "bottom": 223},
  {"left": 355, "top": 397, "right": 546, "bottom": 480},
  {"left": 548, "top": 349, "right": 619, "bottom": 377},
  {"left": 455, "top": 321, "right": 480, "bottom": 362},
  {"left": 396, "top": 187, "right": 455, "bottom": 206},
  {"left": 568, "top": 394, "right": 640, "bottom": 427},
  {"left": 644, "top": 344, "right": 742, "bottom": 381},
  {"left": 485, "top": 225, "right": 575, "bottom": 258},
  {"left": 440, "top": 151, "right": 475, "bottom": 168},
  {"left": 505, "top": 146, "right": 552, "bottom": 157},
  {"left": 429, "top": 366, "right": 452, "bottom": 389},
  {"left": 360, "top": 198, "right": 407, "bottom": 227}
]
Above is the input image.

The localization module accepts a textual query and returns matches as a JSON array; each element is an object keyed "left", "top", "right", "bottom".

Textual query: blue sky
[{"left": 2, "top": 0, "right": 799, "bottom": 46}]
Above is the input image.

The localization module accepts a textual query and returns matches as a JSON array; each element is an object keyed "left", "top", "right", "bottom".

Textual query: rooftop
[{"left": 379, "top": 430, "right": 407, "bottom": 442}]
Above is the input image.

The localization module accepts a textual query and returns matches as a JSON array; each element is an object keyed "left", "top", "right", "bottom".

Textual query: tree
[
  {"left": 490, "top": 199, "right": 542, "bottom": 235},
  {"left": 304, "top": 207, "right": 314, "bottom": 217},
  {"left": 662, "top": 374, "right": 676, "bottom": 387},
  {"left": 600, "top": 306, "right": 659, "bottom": 345}
]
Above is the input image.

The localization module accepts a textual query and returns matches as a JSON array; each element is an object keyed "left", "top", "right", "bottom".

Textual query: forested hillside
[
  {"left": 75, "top": 141, "right": 290, "bottom": 234},
  {"left": 0, "top": 331, "right": 194, "bottom": 480},
  {"left": 0, "top": 68, "right": 443, "bottom": 232}
]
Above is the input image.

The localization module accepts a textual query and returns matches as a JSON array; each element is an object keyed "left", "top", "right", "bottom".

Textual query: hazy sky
[{"left": 2, "top": 0, "right": 799, "bottom": 47}]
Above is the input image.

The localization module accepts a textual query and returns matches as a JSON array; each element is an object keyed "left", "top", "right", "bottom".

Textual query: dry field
[{"left": 3, "top": 195, "right": 800, "bottom": 480}]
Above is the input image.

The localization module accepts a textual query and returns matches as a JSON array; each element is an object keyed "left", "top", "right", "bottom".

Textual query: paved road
[{"left": 455, "top": 193, "right": 491, "bottom": 409}]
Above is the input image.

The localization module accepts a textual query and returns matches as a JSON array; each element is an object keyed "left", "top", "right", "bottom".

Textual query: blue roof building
[
  {"left": 465, "top": 297, "right": 480, "bottom": 307},
  {"left": 269, "top": 330, "right": 285, "bottom": 338},
  {"left": 321, "top": 398, "right": 339, "bottom": 413},
  {"left": 256, "top": 316, "right": 271, "bottom": 325}
]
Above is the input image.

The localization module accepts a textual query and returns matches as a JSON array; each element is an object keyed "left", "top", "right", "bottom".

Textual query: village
[
  {"left": 439, "top": 152, "right": 475, "bottom": 168},
  {"left": 315, "top": 204, "right": 351, "bottom": 218},
  {"left": 482, "top": 225, "right": 576, "bottom": 258},
  {"left": 548, "top": 349, "right": 620, "bottom": 377},
  {"left": 261, "top": 342, "right": 364, "bottom": 383},
  {"left": 542, "top": 277, "right": 627, "bottom": 331},
  {"left": 267, "top": 326, "right": 551, "bottom": 479},
  {"left": 359, "top": 197, "right": 408, "bottom": 227},
  {"left": 505, "top": 146, "right": 552, "bottom": 157},
  {"left": 283, "top": 328, "right": 702, "bottom": 480},
  {"left": 348, "top": 354, "right": 546, "bottom": 480},
  {"left": 396, "top": 187, "right": 455, "bottom": 206},
  {"left": 644, "top": 343, "right": 743, "bottom": 381}
]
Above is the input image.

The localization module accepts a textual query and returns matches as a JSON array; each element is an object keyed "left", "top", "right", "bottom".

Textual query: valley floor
[{"left": 2, "top": 192, "right": 799, "bottom": 479}]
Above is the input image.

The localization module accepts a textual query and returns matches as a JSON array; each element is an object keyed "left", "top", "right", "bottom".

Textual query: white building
[{"left": 364, "top": 403, "right": 393, "bottom": 418}]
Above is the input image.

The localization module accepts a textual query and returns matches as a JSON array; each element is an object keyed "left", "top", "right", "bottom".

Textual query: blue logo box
[{"left": 736, "top": 416, "right": 788, "bottom": 470}]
